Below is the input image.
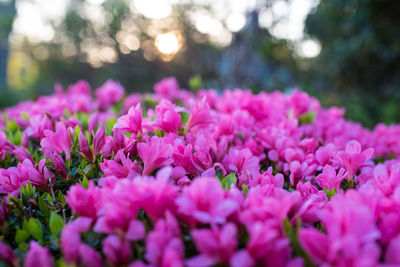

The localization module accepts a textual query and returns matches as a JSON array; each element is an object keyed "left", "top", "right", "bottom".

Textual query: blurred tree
[
  {"left": 0, "top": 0, "right": 15, "bottom": 91},
  {"left": 304, "top": 0, "right": 400, "bottom": 126}
]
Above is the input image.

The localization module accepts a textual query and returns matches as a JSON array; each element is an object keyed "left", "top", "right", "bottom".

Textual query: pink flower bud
[
  {"left": 25, "top": 241, "right": 53, "bottom": 267},
  {"left": 79, "top": 133, "right": 93, "bottom": 160},
  {"left": 53, "top": 153, "right": 67, "bottom": 178},
  {"left": 93, "top": 125, "right": 105, "bottom": 156}
]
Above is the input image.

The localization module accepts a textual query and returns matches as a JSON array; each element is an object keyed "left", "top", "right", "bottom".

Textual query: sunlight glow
[{"left": 155, "top": 32, "right": 181, "bottom": 55}]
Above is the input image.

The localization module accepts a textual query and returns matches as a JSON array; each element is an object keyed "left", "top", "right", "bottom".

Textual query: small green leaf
[
  {"left": 20, "top": 181, "right": 34, "bottom": 198},
  {"left": 189, "top": 75, "right": 202, "bottom": 91},
  {"left": 56, "top": 191, "right": 66, "bottom": 206},
  {"left": 38, "top": 195, "right": 51, "bottom": 219},
  {"left": 155, "top": 130, "right": 165, "bottom": 137},
  {"left": 221, "top": 173, "right": 237, "bottom": 190},
  {"left": 241, "top": 183, "right": 249, "bottom": 194},
  {"left": 323, "top": 187, "right": 337, "bottom": 200},
  {"left": 49, "top": 212, "right": 65, "bottom": 236},
  {"left": 6, "top": 119, "right": 18, "bottom": 132},
  {"left": 180, "top": 112, "right": 190, "bottom": 125},
  {"left": 298, "top": 111, "right": 316, "bottom": 124},
  {"left": 15, "top": 229, "right": 30, "bottom": 244},
  {"left": 80, "top": 175, "right": 89, "bottom": 189},
  {"left": 73, "top": 125, "right": 81, "bottom": 144},
  {"left": 21, "top": 112, "right": 30, "bottom": 121},
  {"left": 27, "top": 218, "right": 43, "bottom": 241},
  {"left": 63, "top": 109, "right": 71, "bottom": 119}
]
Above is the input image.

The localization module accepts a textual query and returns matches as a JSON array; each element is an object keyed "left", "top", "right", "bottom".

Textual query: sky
[{"left": 10, "top": 0, "right": 321, "bottom": 57}]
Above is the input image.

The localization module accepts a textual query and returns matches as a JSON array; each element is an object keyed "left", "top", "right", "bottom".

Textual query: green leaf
[
  {"left": 189, "top": 75, "right": 202, "bottom": 91},
  {"left": 63, "top": 109, "right": 71, "bottom": 119},
  {"left": 298, "top": 111, "right": 316, "bottom": 124},
  {"left": 38, "top": 195, "right": 51, "bottom": 219},
  {"left": 80, "top": 175, "right": 89, "bottom": 189},
  {"left": 56, "top": 191, "right": 66, "bottom": 206},
  {"left": 180, "top": 112, "right": 190, "bottom": 125},
  {"left": 20, "top": 181, "right": 35, "bottom": 198},
  {"left": 221, "top": 173, "right": 237, "bottom": 190},
  {"left": 15, "top": 228, "right": 31, "bottom": 244},
  {"left": 241, "top": 184, "right": 249, "bottom": 194},
  {"left": 73, "top": 125, "right": 81, "bottom": 144},
  {"left": 5, "top": 119, "right": 18, "bottom": 132},
  {"left": 155, "top": 130, "right": 165, "bottom": 137},
  {"left": 21, "top": 112, "right": 30, "bottom": 121},
  {"left": 49, "top": 212, "right": 65, "bottom": 236},
  {"left": 27, "top": 218, "right": 43, "bottom": 241},
  {"left": 323, "top": 187, "right": 337, "bottom": 200}
]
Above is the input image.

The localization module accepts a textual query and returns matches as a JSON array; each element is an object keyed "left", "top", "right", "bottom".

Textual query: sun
[{"left": 155, "top": 32, "right": 181, "bottom": 56}]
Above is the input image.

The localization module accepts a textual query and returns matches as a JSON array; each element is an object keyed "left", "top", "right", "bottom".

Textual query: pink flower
[
  {"left": 176, "top": 177, "right": 239, "bottom": 224},
  {"left": 12, "top": 146, "right": 34, "bottom": 163},
  {"left": 153, "top": 99, "right": 183, "bottom": 133},
  {"left": 154, "top": 77, "right": 180, "bottom": 100},
  {"left": 100, "top": 151, "right": 142, "bottom": 178},
  {"left": 138, "top": 136, "right": 173, "bottom": 175},
  {"left": 103, "top": 235, "right": 131, "bottom": 266},
  {"left": 25, "top": 241, "right": 53, "bottom": 267},
  {"left": 93, "top": 124, "right": 105, "bottom": 155},
  {"left": 61, "top": 217, "right": 93, "bottom": 264},
  {"left": 385, "top": 234, "right": 400, "bottom": 264},
  {"left": 186, "top": 99, "right": 215, "bottom": 132},
  {"left": 52, "top": 153, "right": 67, "bottom": 179},
  {"left": 135, "top": 167, "right": 179, "bottom": 221},
  {"left": 0, "top": 241, "right": 16, "bottom": 265},
  {"left": 66, "top": 182, "right": 101, "bottom": 218},
  {"left": 145, "top": 211, "right": 184, "bottom": 267},
  {"left": 289, "top": 89, "right": 319, "bottom": 117},
  {"left": 316, "top": 165, "right": 347, "bottom": 191},
  {"left": 0, "top": 164, "right": 29, "bottom": 197},
  {"left": 96, "top": 79, "right": 124, "bottom": 110},
  {"left": 113, "top": 104, "right": 143, "bottom": 134},
  {"left": 223, "top": 148, "right": 260, "bottom": 186},
  {"left": 79, "top": 133, "right": 93, "bottom": 160},
  {"left": 371, "top": 163, "right": 400, "bottom": 195},
  {"left": 315, "top": 143, "right": 336, "bottom": 166},
  {"left": 187, "top": 223, "right": 238, "bottom": 266},
  {"left": 21, "top": 159, "right": 49, "bottom": 188},
  {"left": 40, "top": 122, "right": 73, "bottom": 160},
  {"left": 79, "top": 244, "right": 103, "bottom": 267},
  {"left": 300, "top": 193, "right": 380, "bottom": 266},
  {"left": 337, "top": 140, "right": 374, "bottom": 179},
  {"left": 0, "top": 131, "right": 12, "bottom": 160}
]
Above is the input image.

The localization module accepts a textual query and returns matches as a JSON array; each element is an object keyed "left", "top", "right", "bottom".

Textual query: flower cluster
[{"left": 1, "top": 77, "right": 400, "bottom": 266}]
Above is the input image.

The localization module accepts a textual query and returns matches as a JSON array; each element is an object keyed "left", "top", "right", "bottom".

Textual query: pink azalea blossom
[
  {"left": 103, "top": 235, "right": 132, "bottom": 266},
  {"left": 176, "top": 177, "right": 240, "bottom": 224},
  {"left": 316, "top": 165, "right": 347, "bottom": 191},
  {"left": 93, "top": 124, "right": 105, "bottom": 155},
  {"left": 186, "top": 99, "right": 215, "bottom": 132},
  {"left": 96, "top": 80, "right": 124, "bottom": 110},
  {"left": 66, "top": 182, "right": 102, "bottom": 218},
  {"left": 25, "top": 241, "right": 53, "bottom": 267},
  {"left": 187, "top": 223, "right": 238, "bottom": 266},
  {"left": 336, "top": 140, "right": 374, "bottom": 179},
  {"left": 138, "top": 136, "right": 173, "bottom": 175},
  {"left": 153, "top": 99, "right": 183, "bottom": 133},
  {"left": 154, "top": 77, "right": 180, "bottom": 100},
  {"left": 100, "top": 150, "right": 142, "bottom": 178},
  {"left": 0, "top": 241, "right": 16, "bottom": 265},
  {"left": 113, "top": 104, "right": 143, "bottom": 134},
  {"left": 145, "top": 211, "right": 184, "bottom": 267},
  {"left": 40, "top": 122, "right": 73, "bottom": 160}
]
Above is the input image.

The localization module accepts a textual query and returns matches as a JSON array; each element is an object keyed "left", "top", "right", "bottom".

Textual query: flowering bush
[{"left": 1, "top": 77, "right": 400, "bottom": 267}]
